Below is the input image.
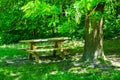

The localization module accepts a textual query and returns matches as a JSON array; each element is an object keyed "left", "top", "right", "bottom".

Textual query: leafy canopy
[{"left": 21, "top": 0, "right": 60, "bottom": 20}]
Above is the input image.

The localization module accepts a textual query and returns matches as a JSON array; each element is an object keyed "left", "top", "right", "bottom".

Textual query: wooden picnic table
[{"left": 19, "top": 37, "right": 71, "bottom": 62}]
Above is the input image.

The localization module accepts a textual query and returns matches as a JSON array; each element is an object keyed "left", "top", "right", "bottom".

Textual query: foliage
[
  {"left": 0, "top": 0, "right": 120, "bottom": 44},
  {"left": 103, "top": 0, "right": 120, "bottom": 39},
  {"left": 104, "top": 19, "right": 120, "bottom": 39},
  {"left": 21, "top": 0, "right": 60, "bottom": 19},
  {"left": 0, "top": 33, "right": 21, "bottom": 44}
]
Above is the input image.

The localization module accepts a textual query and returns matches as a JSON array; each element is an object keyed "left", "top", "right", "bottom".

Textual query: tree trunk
[{"left": 81, "top": 3, "right": 106, "bottom": 63}]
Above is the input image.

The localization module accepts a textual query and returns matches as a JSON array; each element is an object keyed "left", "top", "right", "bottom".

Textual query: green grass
[
  {"left": 104, "top": 40, "right": 120, "bottom": 55},
  {"left": 0, "top": 64, "right": 120, "bottom": 80},
  {"left": 0, "top": 40, "right": 120, "bottom": 80},
  {"left": 0, "top": 48, "right": 27, "bottom": 57}
]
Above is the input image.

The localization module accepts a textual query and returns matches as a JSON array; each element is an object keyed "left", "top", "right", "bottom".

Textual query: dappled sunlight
[
  {"left": 64, "top": 40, "right": 84, "bottom": 48},
  {"left": 0, "top": 40, "right": 120, "bottom": 79},
  {"left": 71, "top": 53, "right": 82, "bottom": 61},
  {"left": 0, "top": 56, "right": 8, "bottom": 60},
  {"left": 111, "top": 61, "right": 120, "bottom": 68},
  {"left": 49, "top": 71, "right": 58, "bottom": 75},
  {"left": 0, "top": 53, "right": 120, "bottom": 80},
  {"left": 9, "top": 72, "right": 21, "bottom": 79},
  {"left": 0, "top": 43, "right": 29, "bottom": 49},
  {"left": 0, "top": 68, "right": 22, "bottom": 80},
  {"left": 106, "top": 55, "right": 120, "bottom": 68},
  {"left": 0, "top": 44, "right": 17, "bottom": 48},
  {"left": 68, "top": 67, "right": 87, "bottom": 74}
]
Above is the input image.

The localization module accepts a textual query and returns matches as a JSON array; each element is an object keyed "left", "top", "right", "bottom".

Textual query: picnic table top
[{"left": 19, "top": 37, "right": 71, "bottom": 43}]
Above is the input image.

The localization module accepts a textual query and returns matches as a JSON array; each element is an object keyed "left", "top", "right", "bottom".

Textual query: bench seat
[
  {"left": 35, "top": 45, "right": 54, "bottom": 48},
  {"left": 26, "top": 47, "right": 70, "bottom": 53}
]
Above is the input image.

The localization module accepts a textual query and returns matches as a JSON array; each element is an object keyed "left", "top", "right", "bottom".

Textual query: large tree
[
  {"left": 81, "top": 2, "right": 106, "bottom": 63},
  {"left": 72, "top": 0, "right": 108, "bottom": 64}
]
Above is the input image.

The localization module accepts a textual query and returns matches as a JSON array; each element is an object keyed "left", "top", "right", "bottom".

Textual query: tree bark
[{"left": 81, "top": 2, "right": 106, "bottom": 63}]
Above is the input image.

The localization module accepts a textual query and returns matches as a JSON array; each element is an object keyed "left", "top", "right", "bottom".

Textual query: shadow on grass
[
  {"left": 0, "top": 39, "right": 120, "bottom": 80},
  {"left": 0, "top": 49, "right": 120, "bottom": 80}
]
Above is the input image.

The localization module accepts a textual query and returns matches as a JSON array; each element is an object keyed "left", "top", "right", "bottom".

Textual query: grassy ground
[{"left": 0, "top": 40, "right": 120, "bottom": 80}]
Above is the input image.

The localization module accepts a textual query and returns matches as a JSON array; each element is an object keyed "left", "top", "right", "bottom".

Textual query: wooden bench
[
  {"left": 26, "top": 47, "right": 70, "bottom": 57},
  {"left": 19, "top": 37, "right": 71, "bottom": 62}
]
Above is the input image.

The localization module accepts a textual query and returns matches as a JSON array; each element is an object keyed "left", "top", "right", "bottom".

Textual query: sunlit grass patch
[{"left": 0, "top": 48, "right": 27, "bottom": 58}]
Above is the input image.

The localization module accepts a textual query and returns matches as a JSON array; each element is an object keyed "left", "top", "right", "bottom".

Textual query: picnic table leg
[
  {"left": 57, "top": 41, "right": 66, "bottom": 57},
  {"left": 28, "top": 54, "right": 33, "bottom": 60},
  {"left": 29, "top": 42, "right": 40, "bottom": 62},
  {"left": 28, "top": 42, "right": 35, "bottom": 60},
  {"left": 58, "top": 42, "right": 64, "bottom": 57},
  {"left": 34, "top": 53, "right": 40, "bottom": 62},
  {"left": 53, "top": 41, "right": 63, "bottom": 57},
  {"left": 53, "top": 42, "right": 58, "bottom": 57},
  {"left": 60, "top": 48, "right": 64, "bottom": 57}
]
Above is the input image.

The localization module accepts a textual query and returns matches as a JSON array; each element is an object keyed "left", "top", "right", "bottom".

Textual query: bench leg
[
  {"left": 28, "top": 54, "right": 33, "bottom": 60},
  {"left": 53, "top": 42, "right": 58, "bottom": 57},
  {"left": 53, "top": 41, "right": 63, "bottom": 57},
  {"left": 29, "top": 42, "right": 37, "bottom": 61},
  {"left": 34, "top": 53, "right": 40, "bottom": 62},
  {"left": 60, "top": 49, "right": 65, "bottom": 58}
]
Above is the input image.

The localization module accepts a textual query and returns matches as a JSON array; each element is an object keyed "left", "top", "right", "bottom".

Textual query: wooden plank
[
  {"left": 19, "top": 37, "right": 71, "bottom": 43},
  {"left": 35, "top": 45, "right": 54, "bottom": 48},
  {"left": 27, "top": 48, "right": 58, "bottom": 52},
  {"left": 48, "top": 37, "right": 71, "bottom": 42},
  {"left": 19, "top": 39, "right": 48, "bottom": 43},
  {"left": 27, "top": 47, "right": 71, "bottom": 53}
]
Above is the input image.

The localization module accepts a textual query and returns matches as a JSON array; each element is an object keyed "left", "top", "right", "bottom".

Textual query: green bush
[
  {"left": 0, "top": 33, "right": 21, "bottom": 44},
  {"left": 104, "top": 19, "right": 120, "bottom": 39}
]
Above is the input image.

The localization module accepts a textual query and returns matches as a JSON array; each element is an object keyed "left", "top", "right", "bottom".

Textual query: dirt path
[{"left": 107, "top": 55, "right": 120, "bottom": 69}]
